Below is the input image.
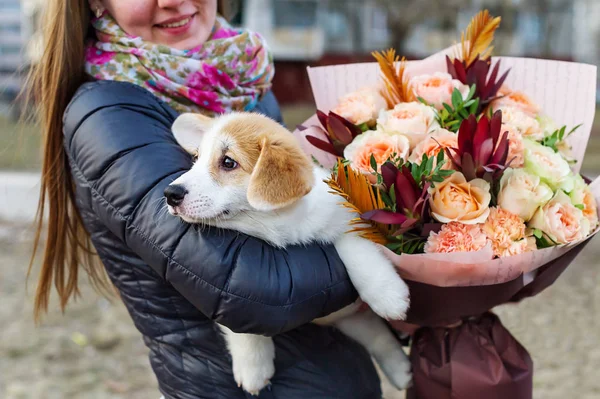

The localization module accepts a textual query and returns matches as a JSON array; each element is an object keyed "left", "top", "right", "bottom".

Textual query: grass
[
  {"left": 0, "top": 105, "right": 599, "bottom": 173},
  {"left": 0, "top": 113, "right": 41, "bottom": 170}
]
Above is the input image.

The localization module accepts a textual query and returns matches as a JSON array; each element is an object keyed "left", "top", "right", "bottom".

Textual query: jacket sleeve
[{"left": 63, "top": 81, "right": 357, "bottom": 336}]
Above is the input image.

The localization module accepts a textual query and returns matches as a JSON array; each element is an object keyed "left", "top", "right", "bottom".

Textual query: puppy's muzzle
[{"left": 164, "top": 184, "right": 188, "bottom": 207}]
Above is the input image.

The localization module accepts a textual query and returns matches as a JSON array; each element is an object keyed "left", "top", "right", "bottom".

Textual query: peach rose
[
  {"left": 491, "top": 91, "right": 540, "bottom": 117},
  {"left": 409, "top": 128, "right": 458, "bottom": 169},
  {"left": 344, "top": 130, "right": 410, "bottom": 175},
  {"left": 480, "top": 207, "right": 529, "bottom": 257},
  {"left": 332, "top": 87, "right": 387, "bottom": 126},
  {"left": 529, "top": 190, "right": 591, "bottom": 244},
  {"left": 424, "top": 222, "right": 489, "bottom": 254},
  {"left": 498, "top": 106, "right": 544, "bottom": 141},
  {"left": 429, "top": 172, "right": 491, "bottom": 225},
  {"left": 409, "top": 72, "right": 469, "bottom": 110},
  {"left": 377, "top": 102, "right": 440, "bottom": 148},
  {"left": 502, "top": 125, "right": 525, "bottom": 168}
]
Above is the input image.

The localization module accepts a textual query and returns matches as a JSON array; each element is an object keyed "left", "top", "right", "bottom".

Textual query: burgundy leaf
[
  {"left": 330, "top": 111, "right": 362, "bottom": 138},
  {"left": 492, "top": 130, "right": 510, "bottom": 166},
  {"left": 296, "top": 124, "right": 307, "bottom": 132},
  {"left": 490, "top": 110, "right": 503, "bottom": 143},
  {"left": 395, "top": 172, "right": 419, "bottom": 211},
  {"left": 445, "top": 147, "right": 462, "bottom": 168},
  {"left": 458, "top": 116, "right": 477, "bottom": 154},
  {"left": 327, "top": 114, "right": 354, "bottom": 145},
  {"left": 316, "top": 110, "right": 329, "bottom": 130},
  {"left": 472, "top": 116, "right": 491, "bottom": 162},
  {"left": 421, "top": 223, "right": 443, "bottom": 237},
  {"left": 362, "top": 210, "right": 409, "bottom": 225},
  {"left": 446, "top": 56, "right": 458, "bottom": 80},
  {"left": 401, "top": 165, "right": 420, "bottom": 194},
  {"left": 305, "top": 135, "right": 339, "bottom": 156},
  {"left": 381, "top": 162, "right": 398, "bottom": 189},
  {"left": 491, "top": 69, "right": 511, "bottom": 99},
  {"left": 478, "top": 138, "right": 495, "bottom": 165},
  {"left": 461, "top": 152, "right": 477, "bottom": 181},
  {"left": 452, "top": 59, "right": 468, "bottom": 83}
]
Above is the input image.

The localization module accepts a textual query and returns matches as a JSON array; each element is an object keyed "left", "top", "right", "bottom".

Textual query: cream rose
[
  {"left": 377, "top": 102, "right": 439, "bottom": 148},
  {"left": 409, "top": 72, "right": 469, "bottom": 111},
  {"left": 568, "top": 174, "right": 599, "bottom": 228},
  {"left": 332, "top": 86, "right": 387, "bottom": 126},
  {"left": 409, "top": 128, "right": 458, "bottom": 169},
  {"left": 497, "top": 168, "right": 553, "bottom": 222},
  {"left": 344, "top": 130, "right": 410, "bottom": 175},
  {"left": 529, "top": 190, "right": 591, "bottom": 244},
  {"left": 428, "top": 172, "right": 491, "bottom": 225},
  {"left": 499, "top": 106, "right": 544, "bottom": 141},
  {"left": 523, "top": 139, "right": 574, "bottom": 192},
  {"left": 491, "top": 91, "right": 540, "bottom": 117}
]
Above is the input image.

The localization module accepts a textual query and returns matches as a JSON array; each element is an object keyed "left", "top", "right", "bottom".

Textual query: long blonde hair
[{"left": 27, "top": 0, "right": 239, "bottom": 321}]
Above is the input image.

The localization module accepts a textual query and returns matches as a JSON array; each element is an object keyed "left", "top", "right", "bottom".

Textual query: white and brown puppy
[{"left": 165, "top": 112, "right": 411, "bottom": 395}]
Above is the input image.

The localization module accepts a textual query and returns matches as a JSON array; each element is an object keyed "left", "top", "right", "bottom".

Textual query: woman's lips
[{"left": 155, "top": 13, "right": 196, "bottom": 35}]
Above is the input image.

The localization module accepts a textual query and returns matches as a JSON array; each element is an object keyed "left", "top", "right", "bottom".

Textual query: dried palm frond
[
  {"left": 326, "top": 160, "right": 391, "bottom": 244},
  {"left": 460, "top": 10, "right": 502, "bottom": 66},
  {"left": 372, "top": 49, "right": 414, "bottom": 108}
]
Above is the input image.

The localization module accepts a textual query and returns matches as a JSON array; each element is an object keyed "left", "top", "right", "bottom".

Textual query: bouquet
[{"left": 294, "top": 10, "right": 599, "bottom": 399}]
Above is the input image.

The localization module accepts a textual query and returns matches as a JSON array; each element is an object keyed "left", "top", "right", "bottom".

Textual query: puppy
[{"left": 165, "top": 112, "right": 411, "bottom": 395}]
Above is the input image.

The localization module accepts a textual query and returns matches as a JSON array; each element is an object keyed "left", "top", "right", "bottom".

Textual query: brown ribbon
[{"left": 406, "top": 313, "right": 533, "bottom": 399}]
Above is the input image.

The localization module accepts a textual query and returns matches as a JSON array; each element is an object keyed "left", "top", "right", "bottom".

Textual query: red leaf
[
  {"left": 381, "top": 162, "right": 398, "bottom": 189},
  {"left": 473, "top": 116, "right": 491, "bottom": 162},
  {"left": 491, "top": 130, "right": 509, "bottom": 165},
  {"left": 458, "top": 116, "right": 477, "bottom": 154},
  {"left": 490, "top": 110, "right": 502, "bottom": 143},
  {"left": 362, "top": 210, "right": 409, "bottom": 225},
  {"left": 446, "top": 56, "right": 458, "bottom": 80},
  {"left": 316, "top": 110, "right": 329, "bottom": 130},
  {"left": 453, "top": 60, "right": 468, "bottom": 83},
  {"left": 478, "top": 138, "right": 495, "bottom": 165},
  {"left": 328, "top": 113, "right": 354, "bottom": 145},
  {"left": 395, "top": 172, "right": 418, "bottom": 211},
  {"left": 401, "top": 165, "right": 420, "bottom": 193},
  {"left": 461, "top": 152, "right": 477, "bottom": 181},
  {"left": 305, "top": 135, "right": 339, "bottom": 156},
  {"left": 330, "top": 111, "right": 362, "bottom": 138},
  {"left": 445, "top": 147, "right": 462, "bottom": 168}
]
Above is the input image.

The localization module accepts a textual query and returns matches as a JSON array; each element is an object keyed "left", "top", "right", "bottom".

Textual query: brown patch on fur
[{"left": 207, "top": 113, "right": 315, "bottom": 209}]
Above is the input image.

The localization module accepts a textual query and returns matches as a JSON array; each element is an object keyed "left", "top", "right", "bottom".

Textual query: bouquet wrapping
[{"left": 293, "top": 11, "right": 598, "bottom": 399}]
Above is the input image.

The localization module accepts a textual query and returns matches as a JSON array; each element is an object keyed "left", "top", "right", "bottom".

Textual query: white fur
[{"left": 168, "top": 113, "right": 412, "bottom": 394}]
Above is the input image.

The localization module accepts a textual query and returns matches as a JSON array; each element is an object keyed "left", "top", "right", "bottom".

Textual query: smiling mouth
[{"left": 156, "top": 13, "right": 196, "bottom": 29}]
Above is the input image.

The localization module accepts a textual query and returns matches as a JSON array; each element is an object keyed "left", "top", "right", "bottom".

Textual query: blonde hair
[{"left": 27, "top": 0, "right": 239, "bottom": 321}]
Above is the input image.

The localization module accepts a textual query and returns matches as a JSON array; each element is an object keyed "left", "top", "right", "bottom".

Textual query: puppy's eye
[{"left": 221, "top": 156, "right": 238, "bottom": 170}]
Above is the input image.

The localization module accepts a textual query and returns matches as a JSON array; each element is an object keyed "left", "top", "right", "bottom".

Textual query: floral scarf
[{"left": 85, "top": 12, "right": 274, "bottom": 115}]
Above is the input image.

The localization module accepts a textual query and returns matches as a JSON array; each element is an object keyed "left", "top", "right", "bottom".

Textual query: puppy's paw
[
  {"left": 232, "top": 359, "right": 275, "bottom": 396},
  {"left": 361, "top": 277, "right": 410, "bottom": 320},
  {"left": 378, "top": 351, "right": 412, "bottom": 390}
]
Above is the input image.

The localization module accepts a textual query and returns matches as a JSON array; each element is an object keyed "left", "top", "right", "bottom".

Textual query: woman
[{"left": 28, "top": 0, "right": 385, "bottom": 398}]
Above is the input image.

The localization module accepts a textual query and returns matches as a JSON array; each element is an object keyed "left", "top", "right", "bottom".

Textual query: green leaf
[
  {"left": 417, "top": 97, "right": 430, "bottom": 106},
  {"left": 467, "top": 84, "right": 476, "bottom": 100},
  {"left": 390, "top": 184, "right": 397, "bottom": 206},
  {"left": 575, "top": 204, "right": 585, "bottom": 210},
  {"left": 442, "top": 103, "right": 454, "bottom": 113},
  {"left": 311, "top": 155, "right": 324, "bottom": 168},
  {"left": 370, "top": 154, "right": 378, "bottom": 172},
  {"left": 451, "top": 89, "right": 462, "bottom": 109},
  {"left": 533, "top": 228, "right": 543, "bottom": 239},
  {"left": 567, "top": 124, "right": 583, "bottom": 137},
  {"left": 358, "top": 122, "right": 370, "bottom": 132}
]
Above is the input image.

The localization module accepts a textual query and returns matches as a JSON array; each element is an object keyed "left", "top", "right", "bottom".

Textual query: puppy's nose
[{"left": 164, "top": 184, "right": 188, "bottom": 207}]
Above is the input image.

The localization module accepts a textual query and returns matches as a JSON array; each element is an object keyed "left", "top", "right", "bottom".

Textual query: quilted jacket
[{"left": 63, "top": 80, "right": 383, "bottom": 399}]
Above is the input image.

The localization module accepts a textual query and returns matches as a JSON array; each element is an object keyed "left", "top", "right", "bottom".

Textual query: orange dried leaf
[
  {"left": 326, "top": 160, "right": 392, "bottom": 243},
  {"left": 460, "top": 10, "right": 501, "bottom": 66},
  {"left": 372, "top": 49, "right": 414, "bottom": 108}
]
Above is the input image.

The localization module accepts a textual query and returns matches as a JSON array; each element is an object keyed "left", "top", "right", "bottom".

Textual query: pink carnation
[
  {"left": 424, "top": 222, "right": 489, "bottom": 254},
  {"left": 480, "top": 207, "right": 533, "bottom": 257}
]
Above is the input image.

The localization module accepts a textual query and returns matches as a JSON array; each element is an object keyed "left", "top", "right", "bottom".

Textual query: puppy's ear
[
  {"left": 172, "top": 113, "right": 213, "bottom": 154},
  {"left": 248, "top": 136, "right": 315, "bottom": 211}
]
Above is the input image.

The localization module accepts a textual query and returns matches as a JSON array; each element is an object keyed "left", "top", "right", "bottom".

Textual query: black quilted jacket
[{"left": 63, "top": 80, "right": 383, "bottom": 399}]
